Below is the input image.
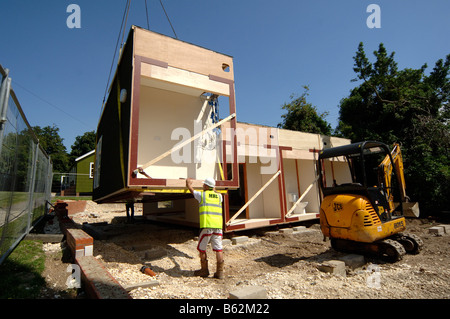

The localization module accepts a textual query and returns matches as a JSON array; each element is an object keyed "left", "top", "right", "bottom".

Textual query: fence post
[
  {"left": 26, "top": 142, "right": 39, "bottom": 233},
  {"left": 0, "top": 68, "right": 11, "bottom": 156}
]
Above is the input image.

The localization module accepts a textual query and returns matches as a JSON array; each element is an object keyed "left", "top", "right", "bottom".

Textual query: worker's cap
[{"left": 203, "top": 178, "right": 216, "bottom": 188}]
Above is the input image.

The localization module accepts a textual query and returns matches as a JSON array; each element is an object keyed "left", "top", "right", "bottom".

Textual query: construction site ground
[{"left": 38, "top": 201, "right": 450, "bottom": 300}]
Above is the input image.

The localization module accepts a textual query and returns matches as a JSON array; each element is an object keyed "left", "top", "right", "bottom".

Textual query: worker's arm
[{"left": 186, "top": 178, "right": 195, "bottom": 194}]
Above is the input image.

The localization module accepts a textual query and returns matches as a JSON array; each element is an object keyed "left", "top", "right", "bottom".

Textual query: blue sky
[{"left": 1, "top": 0, "right": 449, "bottom": 151}]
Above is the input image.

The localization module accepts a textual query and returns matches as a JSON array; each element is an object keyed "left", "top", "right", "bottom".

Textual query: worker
[
  {"left": 125, "top": 201, "right": 135, "bottom": 223},
  {"left": 186, "top": 177, "right": 224, "bottom": 279}
]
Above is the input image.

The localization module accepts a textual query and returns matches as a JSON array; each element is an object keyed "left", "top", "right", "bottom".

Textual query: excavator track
[
  {"left": 393, "top": 233, "right": 424, "bottom": 255},
  {"left": 330, "top": 237, "right": 409, "bottom": 262},
  {"left": 378, "top": 239, "right": 406, "bottom": 262}
]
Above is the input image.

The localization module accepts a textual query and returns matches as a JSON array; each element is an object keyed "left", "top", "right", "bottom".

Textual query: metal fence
[{"left": 0, "top": 64, "right": 53, "bottom": 265}]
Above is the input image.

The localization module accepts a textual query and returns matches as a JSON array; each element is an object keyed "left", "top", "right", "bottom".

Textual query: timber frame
[{"left": 93, "top": 26, "right": 239, "bottom": 204}]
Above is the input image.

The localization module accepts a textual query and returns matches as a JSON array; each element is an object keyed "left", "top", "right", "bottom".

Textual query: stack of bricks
[
  {"left": 55, "top": 200, "right": 131, "bottom": 299},
  {"left": 55, "top": 200, "right": 93, "bottom": 258},
  {"left": 54, "top": 201, "right": 75, "bottom": 234},
  {"left": 66, "top": 228, "right": 94, "bottom": 258}
]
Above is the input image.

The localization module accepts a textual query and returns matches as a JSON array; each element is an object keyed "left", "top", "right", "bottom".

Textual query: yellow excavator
[{"left": 318, "top": 141, "right": 423, "bottom": 262}]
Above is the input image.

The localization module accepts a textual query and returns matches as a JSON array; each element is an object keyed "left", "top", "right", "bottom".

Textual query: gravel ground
[{"left": 39, "top": 201, "right": 450, "bottom": 300}]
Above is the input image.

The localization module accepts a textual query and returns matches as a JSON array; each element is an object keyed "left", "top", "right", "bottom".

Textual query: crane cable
[
  {"left": 102, "top": 0, "right": 177, "bottom": 112},
  {"left": 159, "top": 0, "right": 178, "bottom": 39},
  {"left": 101, "top": 0, "right": 131, "bottom": 112},
  {"left": 144, "top": 0, "right": 150, "bottom": 29}
]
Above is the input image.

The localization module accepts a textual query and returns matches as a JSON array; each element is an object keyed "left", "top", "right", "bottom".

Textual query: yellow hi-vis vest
[{"left": 199, "top": 191, "right": 223, "bottom": 229}]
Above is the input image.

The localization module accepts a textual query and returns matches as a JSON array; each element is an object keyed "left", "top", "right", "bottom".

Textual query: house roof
[{"left": 75, "top": 149, "right": 95, "bottom": 162}]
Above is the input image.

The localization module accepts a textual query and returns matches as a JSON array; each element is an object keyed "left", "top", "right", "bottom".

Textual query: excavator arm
[{"left": 378, "top": 143, "right": 419, "bottom": 217}]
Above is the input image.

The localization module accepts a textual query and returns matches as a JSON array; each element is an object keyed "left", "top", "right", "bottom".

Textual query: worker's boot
[
  {"left": 194, "top": 259, "right": 209, "bottom": 277},
  {"left": 213, "top": 261, "right": 224, "bottom": 279}
]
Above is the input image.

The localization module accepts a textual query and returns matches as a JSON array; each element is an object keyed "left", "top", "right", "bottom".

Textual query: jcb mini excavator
[{"left": 318, "top": 141, "right": 423, "bottom": 262}]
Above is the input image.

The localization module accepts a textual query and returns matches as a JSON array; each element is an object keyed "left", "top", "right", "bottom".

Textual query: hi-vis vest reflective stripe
[{"left": 199, "top": 191, "right": 223, "bottom": 228}]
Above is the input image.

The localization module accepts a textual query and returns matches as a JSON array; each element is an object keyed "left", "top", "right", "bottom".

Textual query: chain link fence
[{"left": 0, "top": 65, "right": 53, "bottom": 265}]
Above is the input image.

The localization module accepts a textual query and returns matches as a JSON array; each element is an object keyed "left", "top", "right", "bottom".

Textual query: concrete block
[
  {"left": 85, "top": 245, "right": 93, "bottom": 257},
  {"left": 429, "top": 226, "right": 444, "bottom": 235},
  {"left": 279, "top": 228, "right": 293, "bottom": 234},
  {"left": 229, "top": 286, "right": 267, "bottom": 299},
  {"left": 124, "top": 280, "right": 160, "bottom": 292},
  {"left": 317, "top": 260, "right": 346, "bottom": 277},
  {"left": 339, "top": 254, "right": 365, "bottom": 270},
  {"left": 437, "top": 224, "right": 450, "bottom": 234},
  {"left": 293, "top": 226, "right": 306, "bottom": 232},
  {"left": 293, "top": 228, "right": 315, "bottom": 235},
  {"left": 232, "top": 236, "right": 248, "bottom": 245},
  {"left": 75, "top": 249, "right": 85, "bottom": 258}
]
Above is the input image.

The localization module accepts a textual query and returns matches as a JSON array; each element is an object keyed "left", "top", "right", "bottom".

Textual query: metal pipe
[{"left": 0, "top": 75, "right": 11, "bottom": 124}]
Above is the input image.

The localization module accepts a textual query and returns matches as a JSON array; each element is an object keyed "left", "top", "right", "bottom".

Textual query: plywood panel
[
  {"left": 223, "top": 122, "right": 278, "bottom": 172},
  {"left": 283, "top": 159, "right": 300, "bottom": 213},
  {"left": 245, "top": 163, "right": 265, "bottom": 218},
  {"left": 297, "top": 159, "right": 320, "bottom": 213},
  {"left": 134, "top": 27, "right": 234, "bottom": 81},
  {"left": 261, "top": 171, "right": 281, "bottom": 218},
  {"left": 320, "top": 135, "right": 352, "bottom": 150},
  {"left": 278, "top": 129, "right": 321, "bottom": 151},
  {"left": 137, "top": 85, "right": 219, "bottom": 180}
]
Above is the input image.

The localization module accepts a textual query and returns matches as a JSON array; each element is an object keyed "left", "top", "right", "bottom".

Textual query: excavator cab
[{"left": 318, "top": 141, "right": 422, "bottom": 262}]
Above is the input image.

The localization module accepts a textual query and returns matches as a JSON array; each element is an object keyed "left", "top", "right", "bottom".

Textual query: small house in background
[{"left": 66, "top": 150, "right": 95, "bottom": 196}]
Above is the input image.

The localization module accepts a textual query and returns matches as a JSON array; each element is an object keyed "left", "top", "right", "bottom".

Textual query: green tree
[
  {"left": 278, "top": 85, "right": 332, "bottom": 135},
  {"left": 69, "top": 130, "right": 96, "bottom": 165},
  {"left": 337, "top": 42, "right": 450, "bottom": 214},
  {"left": 32, "top": 125, "right": 68, "bottom": 172}
]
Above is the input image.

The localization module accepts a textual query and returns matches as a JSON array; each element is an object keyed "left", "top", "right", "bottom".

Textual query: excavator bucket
[{"left": 403, "top": 202, "right": 420, "bottom": 218}]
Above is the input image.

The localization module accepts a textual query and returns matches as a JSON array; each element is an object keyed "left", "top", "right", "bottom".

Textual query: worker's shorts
[{"left": 197, "top": 228, "right": 223, "bottom": 253}]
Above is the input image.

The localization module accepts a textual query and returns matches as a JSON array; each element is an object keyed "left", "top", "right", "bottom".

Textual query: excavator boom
[{"left": 379, "top": 143, "right": 419, "bottom": 217}]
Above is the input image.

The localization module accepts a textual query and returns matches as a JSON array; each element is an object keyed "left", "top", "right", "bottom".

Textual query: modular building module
[
  {"left": 144, "top": 121, "right": 351, "bottom": 232},
  {"left": 93, "top": 26, "right": 239, "bottom": 204},
  {"left": 93, "top": 26, "right": 351, "bottom": 232}
]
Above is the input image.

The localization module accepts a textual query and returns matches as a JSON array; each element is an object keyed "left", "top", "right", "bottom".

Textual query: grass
[{"left": 0, "top": 240, "right": 46, "bottom": 299}]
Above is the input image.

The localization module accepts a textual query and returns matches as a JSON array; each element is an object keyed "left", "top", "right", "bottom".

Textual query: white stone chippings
[{"left": 45, "top": 204, "right": 450, "bottom": 299}]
